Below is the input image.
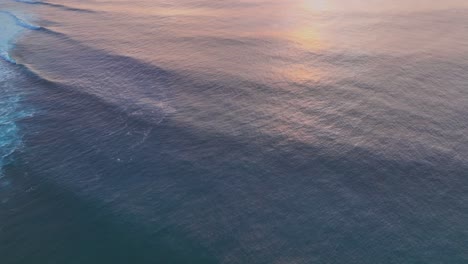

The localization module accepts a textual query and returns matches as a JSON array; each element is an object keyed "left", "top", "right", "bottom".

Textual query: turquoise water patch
[
  {"left": 0, "top": 10, "right": 33, "bottom": 174},
  {"left": 0, "top": 9, "right": 38, "bottom": 63},
  {"left": 0, "top": 11, "right": 22, "bottom": 63},
  {"left": 0, "top": 62, "right": 31, "bottom": 175}
]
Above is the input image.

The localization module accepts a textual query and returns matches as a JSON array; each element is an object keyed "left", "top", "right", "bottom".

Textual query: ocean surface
[{"left": 1, "top": 0, "right": 468, "bottom": 263}]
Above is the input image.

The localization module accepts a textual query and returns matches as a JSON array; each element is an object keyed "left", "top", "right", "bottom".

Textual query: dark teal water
[{"left": 1, "top": 0, "right": 468, "bottom": 263}]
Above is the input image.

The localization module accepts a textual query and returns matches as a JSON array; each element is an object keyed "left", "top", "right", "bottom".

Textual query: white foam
[
  {"left": 0, "top": 33, "right": 32, "bottom": 173},
  {"left": 0, "top": 12, "right": 23, "bottom": 64},
  {"left": 0, "top": 8, "right": 39, "bottom": 63}
]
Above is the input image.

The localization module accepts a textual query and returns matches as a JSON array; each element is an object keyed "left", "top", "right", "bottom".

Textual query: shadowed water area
[{"left": 1, "top": 0, "right": 468, "bottom": 263}]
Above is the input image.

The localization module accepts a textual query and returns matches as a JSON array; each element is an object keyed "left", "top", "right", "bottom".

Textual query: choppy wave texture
[
  {"left": 2, "top": 0, "right": 468, "bottom": 263},
  {"left": 0, "top": 11, "right": 33, "bottom": 172},
  {"left": 0, "top": 63, "right": 31, "bottom": 173}
]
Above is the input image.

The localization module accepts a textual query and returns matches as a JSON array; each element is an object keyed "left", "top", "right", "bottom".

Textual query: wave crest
[
  {"left": 14, "top": 0, "right": 96, "bottom": 13},
  {"left": 0, "top": 10, "right": 39, "bottom": 63},
  {"left": 0, "top": 9, "right": 35, "bottom": 173},
  {"left": 0, "top": 10, "right": 41, "bottom": 30},
  {"left": 0, "top": 63, "right": 32, "bottom": 174}
]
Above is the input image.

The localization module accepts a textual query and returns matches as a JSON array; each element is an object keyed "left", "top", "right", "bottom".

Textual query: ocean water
[
  {"left": 0, "top": 9, "right": 32, "bottom": 174},
  {"left": 1, "top": 0, "right": 468, "bottom": 263}
]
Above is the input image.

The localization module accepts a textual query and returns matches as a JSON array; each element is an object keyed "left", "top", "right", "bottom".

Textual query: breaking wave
[
  {"left": 0, "top": 10, "right": 39, "bottom": 63},
  {"left": 0, "top": 9, "right": 34, "bottom": 173},
  {"left": 13, "top": 0, "right": 96, "bottom": 13},
  {"left": 0, "top": 62, "right": 31, "bottom": 174}
]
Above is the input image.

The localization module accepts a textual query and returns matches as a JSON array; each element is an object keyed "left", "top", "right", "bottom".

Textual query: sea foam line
[
  {"left": 0, "top": 10, "right": 41, "bottom": 30},
  {"left": 13, "top": 0, "right": 96, "bottom": 13},
  {"left": 0, "top": 62, "right": 33, "bottom": 176},
  {"left": 0, "top": 9, "right": 40, "bottom": 64},
  {"left": 0, "top": 8, "right": 35, "bottom": 176},
  {"left": 13, "top": 0, "right": 40, "bottom": 3}
]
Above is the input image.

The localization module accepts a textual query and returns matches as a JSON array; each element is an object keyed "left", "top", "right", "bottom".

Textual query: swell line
[
  {"left": 0, "top": 10, "right": 40, "bottom": 64},
  {"left": 15, "top": 58, "right": 171, "bottom": 128},
  {"left": 13, "top": 0, "right": 97, "bottom": 13},
  {"left": 0, "top": 11, "right": 41, "bottom": 30},
  {"left": 0, "top": 62, "right": 33, "bottom": 174}
]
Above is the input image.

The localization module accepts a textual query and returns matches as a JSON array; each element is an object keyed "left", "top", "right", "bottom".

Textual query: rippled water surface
[{"left": 1, "top": 0, "right": 468, "bottom": 263}]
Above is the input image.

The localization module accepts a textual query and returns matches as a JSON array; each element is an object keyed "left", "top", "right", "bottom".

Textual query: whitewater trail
[
  {"left": 0, "top": 62, "right": 32, "bottom": 175},
  {"left": 0, "top": 10, "right": 41, "bottom": 30},
  {"left": 0, "top": 10, "right": 40, "bottom": 63},
  {"left": 14, "top": 0, "right": 97, "bottom": 13},
  {"left": 0, "top": 7, "right": 35, "bottom": 174}
]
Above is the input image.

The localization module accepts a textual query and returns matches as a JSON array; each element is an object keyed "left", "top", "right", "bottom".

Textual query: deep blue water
[{"left": 1, "top": 0, "right": 468, "bottom": 263}]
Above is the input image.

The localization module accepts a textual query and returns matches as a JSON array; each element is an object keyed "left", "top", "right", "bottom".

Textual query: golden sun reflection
[
  {"left": 287, "top": 26, "right": 326, "bottom": 51},
  {"left": 278, "top": 64, "right": 325, "bottom": 84},
  {"left": 253, "top": 2, "right": 329, "bottom": 84}
]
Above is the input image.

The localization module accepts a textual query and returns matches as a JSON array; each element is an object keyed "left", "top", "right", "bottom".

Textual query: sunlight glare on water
[{"left": 1, "top": 0, "right": 468, "bottom": 263}]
